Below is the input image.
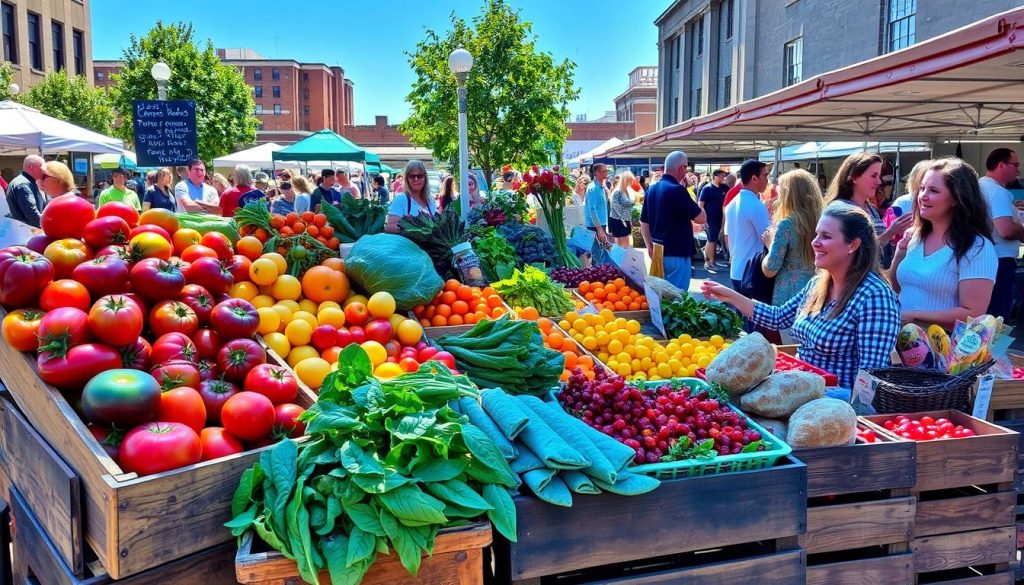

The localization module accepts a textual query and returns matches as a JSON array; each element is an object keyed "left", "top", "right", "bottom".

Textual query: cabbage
[{"left": 345, "top": 234, "right": 444, "bottom": 310}]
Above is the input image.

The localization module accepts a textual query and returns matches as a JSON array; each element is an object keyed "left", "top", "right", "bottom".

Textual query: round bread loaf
[
  {"left": 740, "top": 371, "right": 826, "bottom": 418},
  {"left": 786, "top": 398, "right": 858, "bottom": 448},
  {"left": 705, "top": 332, "right": 776, "bottom": 395}
]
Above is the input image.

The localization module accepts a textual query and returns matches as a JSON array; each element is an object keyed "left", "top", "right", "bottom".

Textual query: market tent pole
[{"left": 894, "top": 142, "right": 902, "bottom": 198}]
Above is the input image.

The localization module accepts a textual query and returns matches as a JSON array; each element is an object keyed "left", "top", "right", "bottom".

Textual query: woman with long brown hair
[
  {"left": 762, "top": 169, "right": 824, "bottom": 306},
  {"left": 826, "top": 152, "right": 913, "bottom": 248},
  {"left": 385, "top": 160, "right": 436, "bottom": 233}
]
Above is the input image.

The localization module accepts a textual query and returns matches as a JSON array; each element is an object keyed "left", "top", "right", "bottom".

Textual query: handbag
[{"left": 740, "top": 247, "right": 775, "bottom": 304}]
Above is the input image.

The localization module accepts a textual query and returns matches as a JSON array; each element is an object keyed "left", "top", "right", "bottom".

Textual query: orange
[
  {"left": 481, "top": 286, "right": 497, "bottom": 297},
  {"left": 236, "top": 236, "right": 265, "bottom": 260},
  {"left": 613, "top": 278, "right": 626, "bottom": 289},
  {"left": 321, "top": 257, "right": 346, "bottom": 272},
  {"left": 456, "top": 285, "right": 474, "bottom": 302},
  {"left": 451, "top": 300, "right": 469, "bottom": 316},
  {"left": 562, "top": 351, "right": 578, "bottom": 370},
  {"left": 605, "top": 283, "right": 618, "bottom": 294},
  {"left": 486, "top": 295, "right": 503, "bottom": 309},
  {"left": 301, "top": 266, "right": 350, "bottom": 303},
  {"left": 519, "top": 306, "right": 540, "bottom": 320},
  {"left": 607, "top": 292, "right": 620, "bottom": 303},
  {"left": 435, "top": 304, "right": 452, "bottom": 318},
  {"left": 560, "top": 338, "right": 577, "bottom": 352},
  {"left": 593, "top": 288, "right": 607, "bottom": 300},
  {"left": 440, "top": 291, "right": 457, "bottom": 305},
  {"left": 537, "top": 318, "right": 553, "bottom": 333},
  {"left": 448, "top": 314, "right": 464, "bottom": 325},
  {"left": 431, "top": 315, "right": 448, "bottom": 326},
  {"left": 139, "top": 208, "right": 179, "bottom": 234},
  {"left": 490, "top": 306, "right": 506, "bottom": 318},
  {"left": 465, "top": 313, "right": 479, "bottom": 324},
  {"left": 420, "top": 318, "right": 431, "bottom": 327},
  {"left": 444, "top": 279, "right": 461, "bottom": 292},
  {"left": 578, "top": 281, "right": 591, "bottom": 293},
  {"left": 578, "top": 355, "right": 594, "bottom": 368},
  {"left": 547, "top": 331, "right": 565, "bottom": 348}
]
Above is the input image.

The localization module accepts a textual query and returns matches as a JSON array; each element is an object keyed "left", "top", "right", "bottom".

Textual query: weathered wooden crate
[
  {"left": 0, "top": 311, "right": 318, "bottom": 579},
  {"left": 979, "top": 352, "right": 1024, "bottom": 421},
  {"left": 235, "top": 523, "right": 491, "bottom": 585},
  {"left": 794, "top": 425, "right": 916, "bottom": 585},
  {"left": 491, "top": 456, "right": 807, "bottom": 585}
]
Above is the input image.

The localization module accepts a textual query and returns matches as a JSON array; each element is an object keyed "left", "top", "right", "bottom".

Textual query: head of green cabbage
[{"left": 344, "top": 233, "right": 444, "bottom": 310}]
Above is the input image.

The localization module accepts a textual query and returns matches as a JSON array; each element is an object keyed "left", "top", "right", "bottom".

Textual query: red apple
[
  {"left": 311, "top": 325, "right": 338, "bottom": 351},
  {"left": 344, "top": 302, "right": 369, "bottom": 326},
  {"left": 335, "top": 328, "right": 354, "bottom": 348},
  {"left": 365, "top": 319, "right": 392, "bottom": 345},
  {"left": 348, "top": 326, "right": 366, "bottom": 345}
]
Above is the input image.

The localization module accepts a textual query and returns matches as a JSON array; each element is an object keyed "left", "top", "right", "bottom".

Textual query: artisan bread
[
  {"left": 705, "top": 332, "right": 776, "bottom": 395},
  {"left": 786, "top": 398, "right": 858, "bottom": 448},
  {"left": 740, "top": 371, "right": 825, "bottom": 418},
  {"left": 747, "top": 415, "right": 788, "bottom": 441}
]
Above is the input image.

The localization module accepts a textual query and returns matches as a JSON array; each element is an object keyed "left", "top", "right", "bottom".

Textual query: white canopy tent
[
  {"left": 0, "top": 100, "right": 124, "bottom": 154},
  {"left": 212, "top": 142, "right": 283, "bottom": 168},
  {"left": 573, "top": 137, "right": 624, "bottom": 167},
  {"left": 758, "top": 141, "right": 932, "bottom": 163},
  {"left": 93, "top": 151, "right": 138, "bottom": 170}
]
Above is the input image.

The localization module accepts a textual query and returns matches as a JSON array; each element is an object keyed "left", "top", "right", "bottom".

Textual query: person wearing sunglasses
[
  {"left": 40, "top": 161, "right": 78, "bottom": 199},
  {"left": 980, "top": 147, "right": 1023, "bottom": 319},
  {"left": 385, "top": 160, "right": 436, "bottom": 233},
  {"left": 271, "top": 182, "right": 298, "bottom": 215}
]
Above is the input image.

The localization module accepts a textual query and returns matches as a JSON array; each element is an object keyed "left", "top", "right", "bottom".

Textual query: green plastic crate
[{"left": 550, "top": 377, "right": 792, "bottom": 479}]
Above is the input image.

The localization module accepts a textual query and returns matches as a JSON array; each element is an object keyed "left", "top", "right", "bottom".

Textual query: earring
[{"left": 848, "top": 250, "right": 853, "bottom": 255}]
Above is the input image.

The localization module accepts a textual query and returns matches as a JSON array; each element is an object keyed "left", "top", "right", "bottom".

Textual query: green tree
[
  {"left": 401, "top": 0, "right": 579, "bottom": 182},
  {"left": 108, "top": 21, "right": 258, "bottom": 161},
  {"left": 0, "top": 62, "right": 15, "bottom": 102},
  {"left": 21, "top": 69, "right": 114, "bottom": 134}
]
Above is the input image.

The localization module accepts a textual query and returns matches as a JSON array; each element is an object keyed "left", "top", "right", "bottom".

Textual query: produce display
[
  {"left": 343, "top": 233, "right": 444, "bottom": 311},
  {"left": 515, "top": 165, "right": 580, "bottom": 267},
  {"left": 498, "top": 222, "right": 557, "bottom": 266},
  {"left": 470, "top": 226, "right": 519, "bottom": 283},
  {"left": 399, "top": 207, "right": 470, "bottom": 280},
  {"left": 661, "top": 293, "right": 742, "bottom": 339},
  {"left": 412, "top": 279, "right": 508, "bottom": 328},
  {"left": 490, "top": 265, "right": 577, "bottom": 318},
  {"left": 549, "top": 263, "right": 624, "bottom": 289},
  {"left": 578, "top": 278, "right": 648, "bottom": 313},
  {"left": 878, "top": 414, "right": 977, "bottom": 440},
  {"left": 227, "top": 347, "right": 517, "bottom": 585},
  {"left": 234, "top": 204, "right": 337, "bottom": 274},
  {"left": 320, "top": 196, "right": 387, "bottom": 243},
  {"left": 534, "top": 316, "right": 596, "bottom": 381}
]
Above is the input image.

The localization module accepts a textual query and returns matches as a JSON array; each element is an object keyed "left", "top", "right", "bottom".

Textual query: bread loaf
[
  {"left": 740, "top": 371, "right": 825, "bottom": 418},
  {"left": 786, "top": 398, "right": 857, "bottom": 448},
  {"left": 705, "top": 332, "right": 776, "bottom": 396},
  {"left": 748, "top": 415, "right": 788, "bottom": 441}
]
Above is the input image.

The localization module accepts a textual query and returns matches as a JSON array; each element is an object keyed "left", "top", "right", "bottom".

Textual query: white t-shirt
[
  {"left": 723, "top": 189, "right": 771, "bottom": 281},
  {"left": 980, "top": 176, "right": 1019, "bottom": 258},
  {"left": 173, "top": 180, "right": 219, "bottom": 212},
  {"left": 896, "top": 234, "right": 997, "bottom": 312},
  {"left": 388, "top": 192, "right": 437, "bottom": 219}
]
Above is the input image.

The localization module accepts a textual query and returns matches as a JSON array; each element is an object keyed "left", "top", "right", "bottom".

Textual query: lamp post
[
  {"left": 150, "top": 61, "right": 171, "bottom": 100},
  {"left": 8, "top": 83, "right": 19, "bottom": 97},
  {"left": 448, "top": 46, "right": 473, "bottom": 227}
]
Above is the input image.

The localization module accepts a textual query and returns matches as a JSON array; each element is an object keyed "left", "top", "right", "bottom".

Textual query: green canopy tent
[{"left": 272, "top": 129, "right": 382, "bottom": 174}]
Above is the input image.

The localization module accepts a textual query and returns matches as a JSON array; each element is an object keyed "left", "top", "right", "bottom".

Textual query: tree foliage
[
  {"left": 0, "top": 62, "right": 15, "bottom": 102},
  {"left": 401, "top": 0, "right": 579, "bottom": 182},
  {"left": 108, "top": 21, "right": 258, "bottom": 162},
  {"left": 21, "top": 69, "right": 114, "bottom": 135}
]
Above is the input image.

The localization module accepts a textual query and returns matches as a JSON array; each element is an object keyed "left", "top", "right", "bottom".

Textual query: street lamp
[
  {"left": 150, "top": 61, "right": 171, "bottom": 100},
  {"left": 448, "top": 46, "right": 473, "bottom": 227},
  {"left": 8, "top": 83, "right": 19, "bottom": 97}
]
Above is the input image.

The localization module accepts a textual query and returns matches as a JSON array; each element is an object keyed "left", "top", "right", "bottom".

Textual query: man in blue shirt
[
  {"left": 585, "top": 163, "right": 610, "bottom": 244},
  {"left": 698, "top": 169, "right": 728, "bottom": 272},
  {"left": 641, "top": 151, "right": 706, "bottom": 290}
]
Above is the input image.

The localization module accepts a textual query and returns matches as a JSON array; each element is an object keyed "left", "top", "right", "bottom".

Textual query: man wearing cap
[
  {"left": 97, "top": 168, "right": 142, "bottom": 211},
  {"left": 219, "top": 164, "right": 266, "bottom": 217}
]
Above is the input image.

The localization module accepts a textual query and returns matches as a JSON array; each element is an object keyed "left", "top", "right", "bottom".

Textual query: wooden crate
[
  {"left": 980, "top": 352, "right": 1024, "bottom": 421},
  {"left": 234, "top": 523, "right": 491, "bottom": 585},
  {"left": 491, "top": 456, "right": 806, "bottom": 584},
  {"left": 0, "top": 313, "right": 318, "bottom": 579}
]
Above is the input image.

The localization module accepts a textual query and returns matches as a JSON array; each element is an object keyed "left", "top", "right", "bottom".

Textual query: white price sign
[{"left": 644, "top": 282, "right": 666, "bottom": 339}]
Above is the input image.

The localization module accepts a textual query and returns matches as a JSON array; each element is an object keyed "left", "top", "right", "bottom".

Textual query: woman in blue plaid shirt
[{"left": 703, "top": 205, "right": 900, "bottom": 390}]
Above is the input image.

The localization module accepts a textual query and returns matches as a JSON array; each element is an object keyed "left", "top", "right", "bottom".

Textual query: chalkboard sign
[{"left": 132, "top": 100, "right": 198, "bottom": 167}]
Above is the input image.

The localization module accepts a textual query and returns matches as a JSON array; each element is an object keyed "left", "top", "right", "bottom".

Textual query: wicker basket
[{"left": 869, "top": 361, "right": 994, "bottom": 413}]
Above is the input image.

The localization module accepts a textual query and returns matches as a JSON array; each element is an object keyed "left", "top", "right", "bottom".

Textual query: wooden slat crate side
[
  {"left": 10, "top": 486, "right": 107, "bottom": 585},
  {"left": 800, "top": 496, "right": 915, "bottom": 554},
  {"left": 795, "top": 439, "right": 915, "bottom": 498},
  {"left": 912, "top": 526, "right": 1017, "bottom": 573},
  {"left": 919, "top": 572, "right": 1012, "bottom": 585},
  {"left": 987, "top": 380, "right": 1024, "bottom": 418},
  {"left": 806, "top": 553, "right": 914, "bottom": 585},
  {"left": 585, "top": 549, "right": 805, "bottom": 585},
  {"left": 505, "top": 459, "right": 807, "bottom": 581},
  {"left": 913, "top": 491, "right": 1016, "bottom": 538}
]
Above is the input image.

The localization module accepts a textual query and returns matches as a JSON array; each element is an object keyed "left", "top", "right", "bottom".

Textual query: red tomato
[
  {"left": 217, "top": 338, "right": 266, "bottom": 383},
  {"left": 210, "top": 298, "right": 259, "bottom": 340},
  {"left": 0, "top": 246, "right": 55, "bottom": 309},
  {"left": 199, "top": 427, "right": 245, "bottom": 461},
  {"left": 221, "top": 391, "right": 275, "bottom": 441},
  {"left": 41, "top": 194, "right": 95, "bottom": 239},
  {"left": 43, "top": 238, "right": 92, "bottom": 280},
  {"left": 244, "top": 364, "right": 299, "bottom": 404},
  {"left": 88, "top": 294, "right": 144, "bottom": 346},
  {"left": 225, "top": 255, "right": 252, "bottom": 283},
  {"left": 185, "top": 257, "right": 233, "bottom": 297},
  {"left": 191, "top": 328, "right": 223, "bottom": 361},
  {"left": 180, "top": 244, "right": 219, "bottom": 264},
  {"left": 118, "top": 336, "right": 152, "bottom": 370},
  {"left": 129, "top": 231, "right": 173, "bottom": 261},
  {"left": 97, "top": 201, "right": 139, "bottom": 227},
  {"left": 157, "top": 387, "right": 207, "bottom": 433},
  {"left": 197, "top": 358, "right": 219, "bottom": 381},
  {"left": 130, "top": 258, "right": 186, "bottom": 302},
  {"left": 118, "top": 422, "right": 202, "bottom": 475},
  {"left": 177, "top": 284, "right": 215, "bottom": 325},
  {"left": 40, "top": 279, "right": 91, "bottom": 312},
  {"left": 2, "top": 308, "right": 46, "bottom": 352},
  {"left": 200, "top": 232, "right": 233, "bottom": 261},
  {"left": 88, "top": 425, "right": 122, "bottom": 460},
  {"left": 418, "top": 346, "right": 439, "bottom": 362},
  {"left": 348, "top": 326, "right": 366, "bottom": 345},
  {"left": 25, "top": 234, "right": 54, "bottom": 254},
  {"left": 149, "top": 300, "right": 199, "bottom": 337},
  {"left": 37, "top": 343, "right": 121, "bottom": 390},
  {"left": 151, "top": 332, "right": 198, "bottom": 364},
  {"left": 430, "top": 351, "right": 456, "bottom": 370},
  {"left": 273, "top": 403, "right": 307, "bottom": 438},
  {"left": 72, "top": 254, "right": 130, "bottom": 297},
  {"left": 335, "top": 328, "right": 354, "bottom": 348},
  {"left": 38, "top": 307, "right": 92, "bottom": 349},
  {"left": 198, "top": 379, "right": 240, "bottom": 425},
  {"left": 150, "top": 360, "right": 201, "bottom": 392},
  {"left": 83, "top": 216, "right": 132, "bottom": 249},
  {"left": 399, "top": 357, "right": 420, "bottom": 373},
  {"left": 310, "top": 325, "right": 338, "bottom": 351}
]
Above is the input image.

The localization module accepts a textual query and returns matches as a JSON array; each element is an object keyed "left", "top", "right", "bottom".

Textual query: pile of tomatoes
[
  {"left": 412, "top": 280, "right": 508, "bottom": 328},
  {"left": 879, "top": 415, "right": 976, "bottom": 441},
  {"left": 0, "top": 197, "right": 306, "bottom": 475}
]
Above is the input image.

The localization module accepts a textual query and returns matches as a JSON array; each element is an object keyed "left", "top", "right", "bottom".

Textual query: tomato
[
  {"left": 310, "top": 325, "right": 338, "bottom": 351},
  {"left": 82, "top": 369, "right": 161, "bottom": 427},
  {"left": 97, "top": 201, "right": 139, "bottom": 227},
  {"left": 919, "top": 416, "right": 935, "bottom": 427},
  {"left": 200, "top": 232, "right": 233, "bottom": 261},
  {"left": 225, "top": 255, "right": 252, "bottom": 283},
  {"left": 243, "top": 364, "right": 299, "bottom": 404},
  {"left": 399, "top": 357, "right": 420, "bottom": 373},
  {"left": 197, "top": 358, "right": 219, "bottom": 381},
  {"left": 417, "top": 346, "right": 439, "bottom": 362},
  {"left": 0, "top": 246, "right": 54, "bottom": 309},
  {"left": 157, "top": 387, "right": 207, "bottom": 433},
  {"left": 88, "top": 425, "right": 123, "bottom": 460},
  {"left": 38, "top": 307, "right": 92, "bottom": 350},
  {"left": 130, "top": 258, "right": 186, "bottom": 302},
  {"left": 37, "top": 343, "right": 121, "bottom": 390},
  {"left": 180, "top": 244, "right": 219, "bottom": 264},
  {"left": 199, "top": 427, "right": 245, "bottom": 461},
  {"left": 176, "top": 284, "right": 214, "bottom": 326},
  {"left": 149, "top": 300, "right": 199, "bottom": 337},
  {"left": 88, "top": 294, "right": 144, "bottom": 346},
  {"left": 220, "top": 391, "right": 275, "bottom": 441},
  {"left": 42, "top": 239, "right": 91, "bottom": 280},
  {"left": 217, "top": 338, "right": 266, "bottom": 383},
  {"left": 151, "top": 332, "right": 198, "bottom": 364},
  {"left": 430, "top": 351, "right": 456, "bottom": 370},
  {"left": 41, "top": 194, "right": 95, "bottom": 239},
  {"left": 72, "top": 254, "right": 130, "bottom": 297},
  {"left": 25, "top": 234, "right": 54, "bottom": 255},
  {"left": 138, "top": 208, "right": 179, "bottom": 234},
  {"left": 198, "top": 379, "right": 240, "bottom": 424},
  {"left": 185, "top": 257, "right": 233, "bottom": 297},
  {"left": 83, "top": 216, "right": 132, "bottom": 249},
  {"left": 210, "top": 298, "right": 259, "bottom": 340},
  {"left": 118, "top": 422, "right": 202, "bottom": 476},
  {"left": 119, "top": 336, "right": 152, "bottom": 370},
  {"left": 39, "top": 279, "right": 91, "bottom": 312},
  {"left": 2, "top": 308, "right": 45, "bottom": 351},
  {"left": 150, "top": 360, "right": 201, "bottom": 392},
  {"left": 235, "top": 237, "right": 264, "bottom": 261},
  {"left": 129, "top": 231, "right": 173, "bottom": 261},
  {"left": 273, "top": 403, "right": 307, "bottom": 438},
  {"left": 191, "top": 328, "right": 223, "bottom": 361}
]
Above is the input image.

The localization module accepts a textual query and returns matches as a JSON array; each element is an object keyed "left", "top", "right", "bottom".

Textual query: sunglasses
[{"left": 408, "top": 174, "right": 426, "bottom": 179}]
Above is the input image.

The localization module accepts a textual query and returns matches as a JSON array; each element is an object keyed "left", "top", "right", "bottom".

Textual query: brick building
[
  {"left": 614, "top": 66, "right": 658, "bottom": 137},
  {"left": 2, "top": 0, "right": 92, "bottom": 93}
]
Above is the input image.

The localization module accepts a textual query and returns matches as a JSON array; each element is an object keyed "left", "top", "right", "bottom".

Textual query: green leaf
[
  {"left": 306, "top": 403, "right": 364, "bottom": 435},
  {"left": 270, "top": 440, "right": 298, "bottom": 534},
  {"left": 379, "top": 508, "right": 400, "bottom": 541},
  {"left": 254, "top": 515, "right": 292, "bottom": 559},
  {"left": 352, "top": 470, "right": 412, "bottom": 494},
  {"left": 386, "top": 411, "right": 437, "bottom": 442},
  {"left": 231, "top": 466, "right": 258, "bottom": 518},
  {"left": 340, "top": 441, "right": 385, "bottom": 477},
  {"left": 224, "top": 505, "right": 257, "bottom": 536},
  {"left": 411, "top": 458, "right": 468, "bottom": 483},
  {"left": 392, "top": 523, "right": 426, "bottom": 576},
  {"left": 324, "top": 533, "right": 370, "bottom": 585},
  {"left": 425, "top": 479, "right": 493, "bottom": 512},
  {"left": 347, "top": 503, "right": 387, "bottom": 537},
  {"left": 459, "top": 424, "right": 518, "bottom": 486},
  {"left": 482, "top": 484, "right": 518, "bottom": 542},
  {"left": 377, "top": 486, "right": 448, "bottom": 526},
  {"left": 346, "top": 527, "right": 377, "bottom": 568}
]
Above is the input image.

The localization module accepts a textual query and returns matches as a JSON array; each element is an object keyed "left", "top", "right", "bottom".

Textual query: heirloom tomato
[
  {"left": 0, "top": 246, "right": 53, "bottom": 309},
  {"left": 129, "top": 231, "right": 173, "bottom": 261},
  {"left": 185, "top": 257, "right": 233, "bottom": 297},
  {"left": 41, "top": 194, "right": 95, "bottom": 239},
  {"left": 83, "top": 216, "right": 132, "bottom": 249},
  {"left": 199, "top": 232, "right": 233, "bottom": 261},
  {"left": 149, "top": 300, "right": 199, "bottom": 337},
  {"left": 150, "top": 332, "right": 198, "bottom": 363},
  {"left": 178, "top": 284, "right": 215, "bottom": 325},
  {"left": 130, "top": 258, "right": 185, "bottom": 302},
  {"left": 37, "top": 343, "right": 121, "bottom": 390},
  {"left": 81, "top": 369, "right": 161, "bottom": 427},
  {"left": 157, "top": 387, "right": 207, "bottom": 433},
  {"left": 118, "top": 422, "right": 201, "bottom": 476},
  {"left": 43, "top": 239, "right": 92, "bottom": 279},
  {"left": 39, "top": 279, "right": 91, "bottom": 312},
  {"left": 273, "top": 403, "right": 307, "bottom": 438},
  {"left": 243, "top": 364, "right": 299, "bottom": 404},
  {"left": 97, "top": 201, "right": 139, "bottom": 227},
  {"left": 150, "top": 360, "right": 201, "bottom": 392},
  {"left": 217, "top": 338, "right": 266, "bottom": 383},
  {"left": 199, "top": 427, "right": 244, "bottom": 461},
  {"left": 88, "top": 294, "right": 144, "bottom": 346},
  {"left": 220, "top": 391, "right": 275, "bottom": 441},
  {"left": 1, "top": 308, "right": 46, "bottom": 352},
  {"left": 198, "top": 379, "right": 240, "bottom": 424},
  {"left": 72, "top": 254, "right": 130, "bottom": 297},
  {"left": 210, "top": 298, "right": 259, "bottom": 340},
  {"left": 118, "top": 336, "right": 152, "bottom": 370}
]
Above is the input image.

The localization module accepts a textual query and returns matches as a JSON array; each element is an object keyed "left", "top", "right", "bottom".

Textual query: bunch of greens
[
  {"left": 400, "top": 208, "right": 469, "bottom": 279},
  {"left": 468, "top": 190, "right": 531, "bottom": 227},
  {"left": 490, "top": 265, "right": 576, "bottom": 318},
  {"left": 226, "top": 346, "right": 518, "bottom": 585},
  {"left": 322, "top": 197, "right": 387, "bottom": 243},
  {"left": 471, "top": 228, "right": 519, "bottom": 282},
  {"left": 661, "top": 293, "right": 744, "bottom": 339}
]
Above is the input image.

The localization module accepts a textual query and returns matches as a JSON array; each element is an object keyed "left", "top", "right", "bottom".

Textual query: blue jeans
[
  {"left": 663, "top": 256, "right": 692, "bottom": 291},
  {"left": 988, "top": 257, "right": 1017, "bottom": 319}
]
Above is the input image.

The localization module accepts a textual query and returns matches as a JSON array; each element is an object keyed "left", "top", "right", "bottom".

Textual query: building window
[
  {"left": 253, "top": 68, "right": 262, "bottom": 81},
  {"left": 273, "top": 104, "right": 281, "bottom": 115},
  {"left": 303, "top": 106, "right": 310, "bottom": 116},
  {"left": 690, "top": 87, "right": 702, "bottom": 118},
  {"left": 271, "top": 68, "right": 280, "bottom": 80},
  {"left": 725, "top": 0, "right": 734, "bottom": 40},
  {"left": 1, "top": 2, "right": 16, "bottom": 64},
  {"left": 72, "top": 29, "right": 83, "bottom": 75},
  {"left": 96, "top": 71, "right": 104, "bottom": 80},
  {"left": 51, "top": 20, "right": 64, "bottom": 71},
  {"left": 692, "top": 15, "right": 705, "bottom": 57},
  {"left": 303, "top": 72, "right": 308, "bottom": 81},
  {"left": 302, "top": 87, "right": 309, "bottom": 99},
  {"left": 784, "top": 37, "right": 803, "bottom": 86},
  {"left": 887, "top": 0, "right": 916, "bottom": 52},
  {"left": 721, "top": 74, "right": 732, "bottom": 108},
  {"left": 254, "top": 86, "right": 262, "bottom": 98},
  {"left": 254, "top": 104, "right": 263, "bottom": 115},
  {"left": 27, "top": 12, "right": 42, "bottom": 70},
  {"left": 272, "top": 86, "right": 280, "bottom": 98}
]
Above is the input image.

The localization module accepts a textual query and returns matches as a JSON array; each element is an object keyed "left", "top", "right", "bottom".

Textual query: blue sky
[{"left": 90, "top": 1, "right": 665, "bottom": 125}]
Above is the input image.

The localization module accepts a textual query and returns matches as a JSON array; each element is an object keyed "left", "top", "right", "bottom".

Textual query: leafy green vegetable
[
  {"left": 399, "top": 208, "right": 469, "bottom": 279},
  {"left": 661, "top": 293, "right": 744, "bottom": 339},
  {"left": 490, "top": 265, "right": 576, "bottom": 317},
  {"left": 471, "top": 227, "right": 519, "bottom": 282},
  {"left": 322, "top": 197, "right": 387, "bottom": 243},
  {"left": 344, "top": 233, "right": 444, "bottom": 311}
]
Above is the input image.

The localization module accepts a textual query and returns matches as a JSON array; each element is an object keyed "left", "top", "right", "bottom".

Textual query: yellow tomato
[
  {"left": 709, "top": 335, "right": 725, "bottom": 347},
  {"left": 343, "top": 294, "right": 368, "bottom": 308},
  {"left": 626, "top": 320, "right": 641, "bottom": 335},
  {"left": 396, "top": 319, "right": 424, "bottom": 346},
  {"left": 256, "top": 307, "right": 281, "bottom": 335},
  {"left": 374, "top": 362, "right": 404, "bottom": 379},
  {"left": 317, "top": 307, "right": 346, "bottom": 329},
  {"left": 285, "top": 319, "right": 313, "bottom": 346},
  {"left": 291, "top": 310, "right": 318, "bottom": 330},
  {"left": 261, "top": 252, "right": 288, "bottom": 275},
  {"left": 228, "top": 281, "right": 259, "bottom": 301},
  {"left": 388, "top": 313, "right": 407, "bottom": 330},
  {"left": 271, "top": 304, "right": 292, "bottom": 328},
  {"left": 367, "top": 291, "right": 397, "bottom": 319},
  {"left": 172, "top": 228, "right": 202, "bottom": 254},
  {"left": 287, "top": 345, "right": 319, "bottom": 368},
  {"left": 295, "top": 357, "right": 331, "bottom": 389},
  {"left": 271, "top": 275, "right": 302, "bottom": 301},
  {"left": 298, "top": 299, "right": 318, "bottom": 315},
  {"left": 249, "top": 258, "right": 279, "bottom": 286},
  {"left": 276, "top": 299, "right": 300, "bottom": 314},
  {"left": 251, "top": 294, "right": 275, "bottom": 309},
  {"left": 318, "top": 301, "right": 341, "bottom": 312},
  {"left": 263, "top": 332, "right": 290, "bottom": 357},
  {"left": 360, "top": 341, "right": 387, "bottom": 367}
]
